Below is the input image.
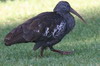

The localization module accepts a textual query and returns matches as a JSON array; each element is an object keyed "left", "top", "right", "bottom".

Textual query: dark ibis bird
[{"left": 4, "top": 1, "right": 86, "bottom": 56}]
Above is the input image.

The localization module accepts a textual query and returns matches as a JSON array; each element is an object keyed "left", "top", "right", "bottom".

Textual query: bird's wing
[
  {"left": 22, "top": 18, "right": 44, "bottom": 41},
  {"left": 22, "top": 12, "right": 61, "bottom": 41},
  {"left": 4, "top": 12, "right": 63, "bottom": 45},
  {"left": 4, "top": 13, "right": 47, "bottom": 43}
]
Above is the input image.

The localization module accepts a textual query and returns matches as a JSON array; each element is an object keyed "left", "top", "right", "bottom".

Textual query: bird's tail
[{"left": 4, "top": 26, "right": 27, "bottom": 46}]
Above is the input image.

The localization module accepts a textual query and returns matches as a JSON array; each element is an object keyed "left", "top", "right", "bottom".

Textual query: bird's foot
[
  {"left": 49, "top": 46, "right": 74, "bottom": 55},
  {"left": 60, "top": 51, "right": 73, "bottom": 55}
]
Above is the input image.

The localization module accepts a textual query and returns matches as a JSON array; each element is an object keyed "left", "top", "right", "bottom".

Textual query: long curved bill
[{"left": 70, "top": 8, "right": 86, "bottom": 24}]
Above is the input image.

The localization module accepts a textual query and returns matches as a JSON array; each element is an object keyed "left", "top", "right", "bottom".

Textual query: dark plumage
[{"left": 4, "top": 1, "right": 86, "bottom": 56}]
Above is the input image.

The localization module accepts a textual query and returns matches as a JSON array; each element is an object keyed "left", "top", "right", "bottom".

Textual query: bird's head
[{"left": 54, "top": 1, "right": 86, "bottom": 23}]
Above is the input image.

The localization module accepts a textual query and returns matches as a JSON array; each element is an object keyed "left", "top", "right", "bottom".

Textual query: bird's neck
[
  {"left": 59, "top": 12, "right": 75, "bottom": 30},
  {"left": 55, "top": 11, "right": 75, "bottom": 28}
]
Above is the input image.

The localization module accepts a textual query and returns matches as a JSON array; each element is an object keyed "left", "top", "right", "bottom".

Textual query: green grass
[{"left": 0, "top": 0, "right": 100, "bottom": 66}]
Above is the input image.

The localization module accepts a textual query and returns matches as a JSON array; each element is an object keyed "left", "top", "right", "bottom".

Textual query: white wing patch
[
  {"left": 43, "top": 27, "right": 49, "bottom": 36},
  {"left": 52, "top": 21, "right": 66, "bottom": 37}
]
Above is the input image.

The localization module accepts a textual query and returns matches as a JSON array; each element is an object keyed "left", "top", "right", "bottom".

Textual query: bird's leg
[
  {"left": 40, "top": 46, "right": 45, "bottom": 57},
  {"left": 49, "top": 46, "right": 72, "bottom": 55}
]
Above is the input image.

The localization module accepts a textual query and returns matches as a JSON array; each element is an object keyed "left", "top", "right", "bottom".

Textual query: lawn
[{"left": 0, "top": 0, "right": 100, "bottom": 66}]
